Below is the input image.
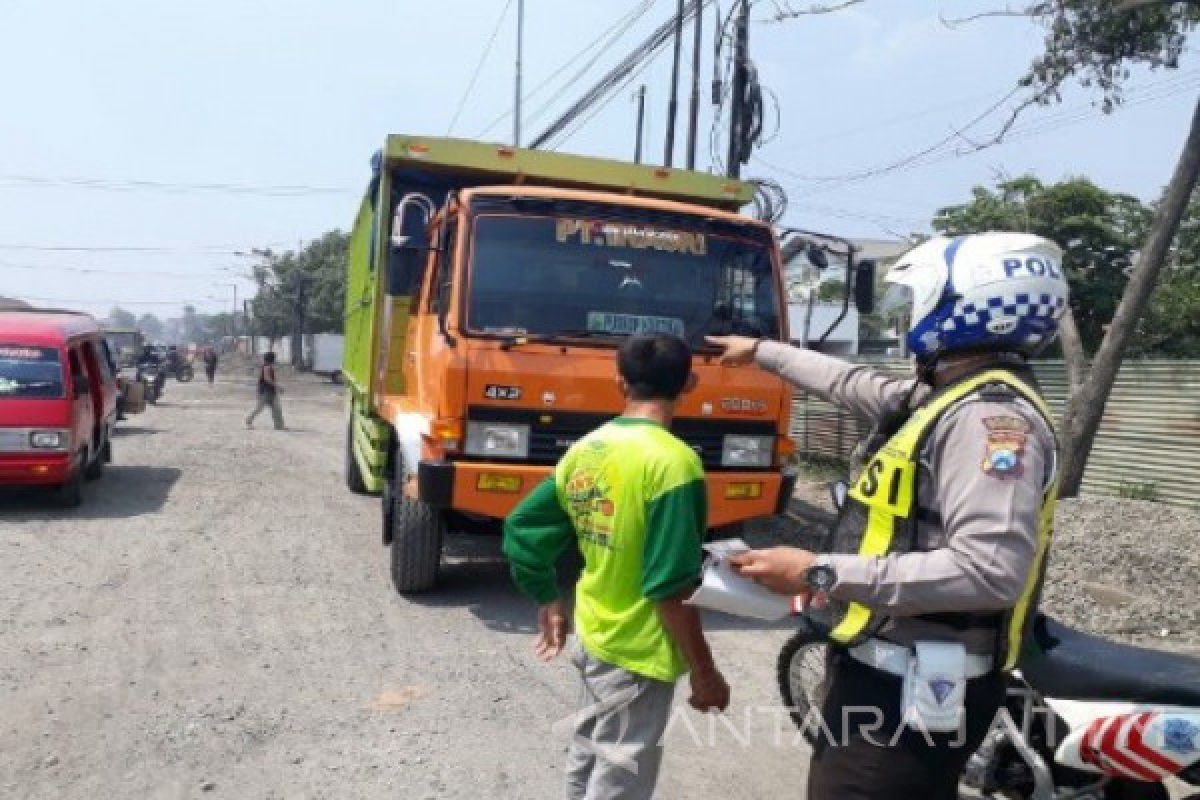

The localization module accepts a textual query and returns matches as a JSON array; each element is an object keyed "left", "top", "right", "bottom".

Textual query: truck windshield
[
  {"left": 0, "top": 345, "right": 64, "bottom": 399},
  {"left": 467, "top": 213, "right": 780, "bottom": 345}
]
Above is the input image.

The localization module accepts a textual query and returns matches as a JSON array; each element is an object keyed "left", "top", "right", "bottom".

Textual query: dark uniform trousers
[{"left": 808, "top": 650, "right": 1006, "bottom": 800}]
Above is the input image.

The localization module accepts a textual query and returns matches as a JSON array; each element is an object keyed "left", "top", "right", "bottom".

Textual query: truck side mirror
[
  {"left": 386, "top": 236, "right": 427, "bottom": 297},
  {"left": 854, "top": 259, "right": 876, "bottom": 314},
  {"left": 807, "top": 243, "right": 829, "bottom": 270}
]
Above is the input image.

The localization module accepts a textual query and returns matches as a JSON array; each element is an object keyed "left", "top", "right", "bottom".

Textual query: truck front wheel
[{"left": 388, "top": 493, "right": 445, "bottom": 594}]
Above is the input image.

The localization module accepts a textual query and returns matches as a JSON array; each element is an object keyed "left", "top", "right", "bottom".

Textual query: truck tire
[
  {"left": 53, "top": 462, "right": 84, "bottom": 508},
  {"left": 344, "top": 420, "right": 369, "bottom": 495},
  {"left": 387, "top": 492, "right": 444, "bottom": 594}
]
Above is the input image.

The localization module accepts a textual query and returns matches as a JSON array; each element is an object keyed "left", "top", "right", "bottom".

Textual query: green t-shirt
[{"left": 502, "top": 417, "right": 707, "bottom": 682}]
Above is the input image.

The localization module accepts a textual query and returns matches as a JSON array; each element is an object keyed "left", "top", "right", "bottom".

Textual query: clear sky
[{"left": 1, "top": 0, "right": 1195, "bottom": 318}]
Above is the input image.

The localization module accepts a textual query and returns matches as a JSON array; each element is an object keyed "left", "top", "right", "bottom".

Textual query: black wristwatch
[{"left": 804, "top": 563, "right": 837, "bottom": 593}]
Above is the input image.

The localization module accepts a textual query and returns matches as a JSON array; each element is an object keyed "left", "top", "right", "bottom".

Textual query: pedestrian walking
[
  {"left": 503, "top": 333, "right": 730, "bottom": 800},
  {"left": 203, "top": 346, "right": 218, "bottom": 384},
  {"left": 708, "top": 232, "right": 1067, "bottom": 800},
  {"left": 245, "top": 352, "right": 285, "bottom": 430}
]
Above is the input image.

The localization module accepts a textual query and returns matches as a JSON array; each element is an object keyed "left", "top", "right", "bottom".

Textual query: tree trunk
[
  {"left": 1057, "top": 94, "right": 1200, "bottom": 497},
  {"left": 1055, "top": 306, "right": 1090, "bottom": 494}
]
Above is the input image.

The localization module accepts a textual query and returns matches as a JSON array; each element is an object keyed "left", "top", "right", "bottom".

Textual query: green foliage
[
  {"left": 136, "top": 313, "right": 164, "bottom": 341},
  {"left": 1133, "top": 261, "right": 1200, "bottom": 357},
  {"left": 106, "top": 306, "right": 137, "bottom": 329},
  {"left": 932, "top": 175, "right": 1200, "bottom": 357},
  {"left": 816, "top": 279, "right": 846, "bottom": 302},
  {"left": 249, "top": 230, "right": 349, "bottom": 337},
  {"left": 1020, "top": 2, "right": 1199, "bottom": 112}
]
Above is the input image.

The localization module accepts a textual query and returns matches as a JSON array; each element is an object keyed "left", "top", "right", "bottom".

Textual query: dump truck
[{"left": 342, "top": 135, "right": 798, "bottom": 593}]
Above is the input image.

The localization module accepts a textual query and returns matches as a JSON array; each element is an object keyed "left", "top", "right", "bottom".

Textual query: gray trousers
[
  {"left": 246, "top": 392, "right": 284, "bottom": 429},
  {"left": 565, "top": 644, "right": 676, "bottom": 800}
]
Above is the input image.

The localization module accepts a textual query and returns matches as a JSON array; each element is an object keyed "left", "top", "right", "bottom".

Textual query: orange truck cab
[
  {"left": 342, "top": 136, "right": 795, "bottom": 592},
  {"left": 0, "top": 309, "right": 119, "bottom": 506}
]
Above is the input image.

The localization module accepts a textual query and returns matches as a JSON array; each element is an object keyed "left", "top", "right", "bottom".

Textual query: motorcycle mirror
[{"left": 854, "top": 259, "right": 877, "bottom": 314}]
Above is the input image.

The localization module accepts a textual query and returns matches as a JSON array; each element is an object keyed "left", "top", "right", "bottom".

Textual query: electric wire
[
  {"left": 475, "top": 0, "right": 658, "bottom": 139},
  {"left": 0, "top": 174, "right": 350, "bottom": 196},
  {"left": 445, "top": 0, "right": 515, "bottom": 136}
]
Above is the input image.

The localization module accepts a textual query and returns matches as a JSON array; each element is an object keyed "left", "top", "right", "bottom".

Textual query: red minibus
[{"left": 0, "top": 310, "right": 119, "bottom": 506}]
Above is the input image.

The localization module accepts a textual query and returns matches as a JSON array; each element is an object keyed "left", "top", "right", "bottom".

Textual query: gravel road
[{"left": 0, "top": 371, "right": 808, "bottom": 799}]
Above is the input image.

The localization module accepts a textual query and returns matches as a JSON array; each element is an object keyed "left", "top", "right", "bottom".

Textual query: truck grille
[{"left": 466, "top": 407, "right": 775, "bottom": 471}]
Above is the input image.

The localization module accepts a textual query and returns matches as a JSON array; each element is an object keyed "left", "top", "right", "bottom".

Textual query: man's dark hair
[
  {"left": 617, "top": 333, "right": 692, "bottom": 401},
  {"left": 264, "top": 352, "right": 276, "bottom": 365}
]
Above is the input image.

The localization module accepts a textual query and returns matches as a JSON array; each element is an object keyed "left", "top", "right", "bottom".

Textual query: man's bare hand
[
  {"left": 534, "top": 599, "right": 568, "bottom": 661},
  {"left": 688, "top": 666, "right": 731, "bottom": 712},
  {"left": 729, "top": 547, "right": 815, "bottom": 596},
  {"left": 704, "top": 335, "right": 760, "bottom": 366}
]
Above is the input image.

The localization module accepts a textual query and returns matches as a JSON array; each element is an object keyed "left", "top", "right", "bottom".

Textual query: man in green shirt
[{"left": 503, "top": 332, "right": 730, "bottom": 800}]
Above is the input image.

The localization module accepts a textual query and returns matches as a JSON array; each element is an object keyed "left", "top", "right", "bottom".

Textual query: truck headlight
[
  {"left": 30, "top": 430, "right": 66, "bottom": 450},
  {"left": 465, "top": 422, "right": 530, "bottom": 459},
  {"left": 721, "top": 434, "right": 773, "bottom": 468}
]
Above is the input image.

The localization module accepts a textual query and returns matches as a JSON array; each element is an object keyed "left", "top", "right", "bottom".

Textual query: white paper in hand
[{"left": 685, "top": 539, "right": 793, "bottom": 621}]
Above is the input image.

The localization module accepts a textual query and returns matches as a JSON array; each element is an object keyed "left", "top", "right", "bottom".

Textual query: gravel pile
[
  {"left": 776, "top": 477, "right": 1200, "bottom": 652},
  {"left": 1043, "top": 495, "right": 1200, "bottom": 650}
]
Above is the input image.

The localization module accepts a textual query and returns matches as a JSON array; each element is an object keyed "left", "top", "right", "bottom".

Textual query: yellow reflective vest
[{"left": 824, "top": 369, "right": 1057, "bottom": 672}]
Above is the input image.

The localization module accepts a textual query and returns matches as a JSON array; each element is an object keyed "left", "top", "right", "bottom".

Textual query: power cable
[
  {"left": 519, "top": 1, "right": 656, "bottom": 130},
  {"left": 475, "top": 0, "right": 658, "bottom": 139},
  {"left": 0, "top": 261, "right": 244, "bottom": 279},
  {"left": 547, "top": 32, "right": 672, "bottom": 150},
  {"left": 754, "top": 69, "right": 1200, "bottom": 198},
  {"left": 0, "top": 243, "right": 272, "bottom": 254},
  {"left": 446, "top": 0, "right": 515, "bottom": 136},
  {"left": 0, "top": 174, "right": 351, "bottom": 197},
  {"left": 530, "top": 0, "right": 710, "bottom": 149}
]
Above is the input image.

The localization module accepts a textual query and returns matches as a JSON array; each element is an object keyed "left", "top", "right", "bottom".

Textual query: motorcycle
[
  {"left": 777, "top": 613, "right": 1200, "bottom": 799},
  {"left": 164, "top": 353, "right": 194, "bottom": 382},
  {"left": 136, "top": 362, "right": 165, "bottom": 404}
]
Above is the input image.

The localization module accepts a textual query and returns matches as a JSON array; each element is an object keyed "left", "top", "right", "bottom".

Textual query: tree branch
[
  {"left": 1114, "top": 0, "right": 1200, "bottom": 12},
  {"left": 939, "top": 3, "right": 1049, "bottom": 29},
  {"left": 762, "top": 0, "right": 866, "bottom": 22}
]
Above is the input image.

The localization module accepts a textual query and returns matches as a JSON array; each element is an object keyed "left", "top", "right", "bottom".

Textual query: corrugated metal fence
[{"left": 789, "top": 360, "right": 1200, "bottom": 509}]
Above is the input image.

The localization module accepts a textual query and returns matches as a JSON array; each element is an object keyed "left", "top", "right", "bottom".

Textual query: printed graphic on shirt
[
  {"left": 562, "top": 457, "right": 617, "bottom": 550},
  {"left": 981, "top": 415, "right": 1030, "bottom": 478}
]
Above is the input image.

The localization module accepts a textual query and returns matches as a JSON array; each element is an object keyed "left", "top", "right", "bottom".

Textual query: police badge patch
[{"left": 982, "top": 416, "right": 1030, "bottom": 478}]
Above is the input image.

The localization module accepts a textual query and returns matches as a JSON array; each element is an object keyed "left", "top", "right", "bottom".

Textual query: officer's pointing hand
[
  {"left": 705, "top": 335, "right": 760, "bottom": 366},
  {"left": 729, "top": 547, "right": 815, "bottom": 596}
]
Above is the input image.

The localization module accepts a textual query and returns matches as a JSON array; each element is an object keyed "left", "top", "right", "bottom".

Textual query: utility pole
[
  {"left": 685, "top": 1, "right": 703, "bottom": 170},
  {"left": 664, "top": 0, "right": 685, "bottom": 166},
  {"left": 244, "top": 299, "right": 254, "bottom": 355},
  {"left": 634, "top": 85, "right": 647, "bottom": 164},
  {"left": 514, "top": 0, "right": 524, "bottom": 147},
  {"left": 292, "top": 276, "right": 308, "bottom": 371},
  {"left": 727, "top": 0, "right": 750, "bottom": 178}
]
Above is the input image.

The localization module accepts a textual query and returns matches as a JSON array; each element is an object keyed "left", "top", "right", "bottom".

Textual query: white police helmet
[{"left": 880, "top": 232, "right": 1069, "bottom": 362}]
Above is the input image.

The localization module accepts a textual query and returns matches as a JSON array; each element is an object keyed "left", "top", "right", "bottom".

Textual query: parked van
[{"left": 0, "top": 310, "right": 119, "bottom": 506}]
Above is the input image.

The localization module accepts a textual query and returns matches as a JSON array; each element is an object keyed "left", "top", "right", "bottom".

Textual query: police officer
[{"left": 709, "top": 232, "right": 1068, "bottom": 800}]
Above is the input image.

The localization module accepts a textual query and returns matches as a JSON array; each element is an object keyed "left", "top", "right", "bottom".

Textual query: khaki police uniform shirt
[{"left": 756, "top": 341, "right": 1056, "bottom": 655}]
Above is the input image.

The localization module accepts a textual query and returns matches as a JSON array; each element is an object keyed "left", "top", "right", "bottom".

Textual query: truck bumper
[
  {"left": 419, "top": 460, "right": 791, "bottom": 528},
  {"left": 0, "top": 453, "right": 72, "bottom": 486}
]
